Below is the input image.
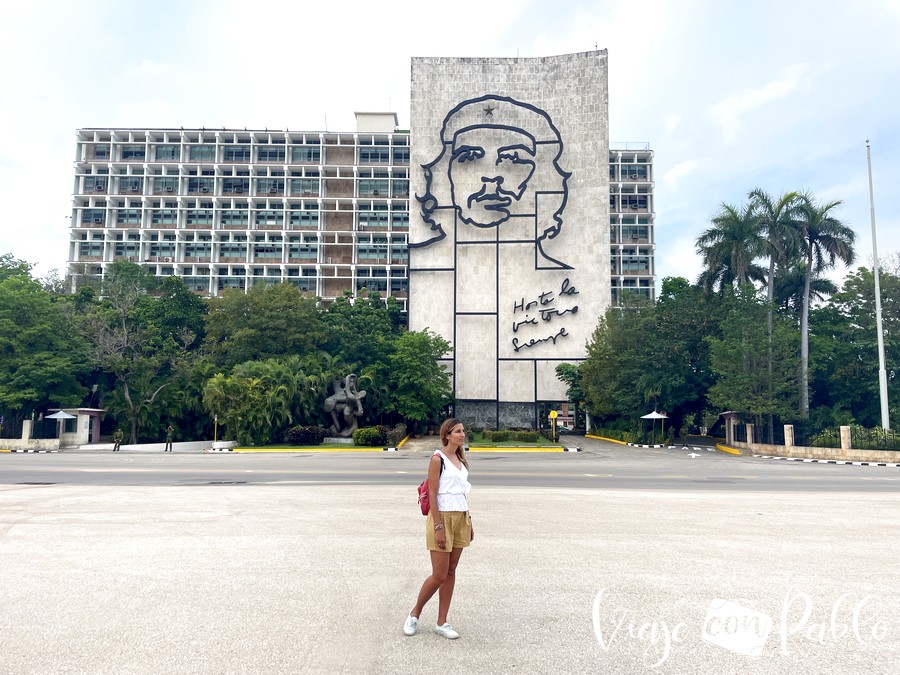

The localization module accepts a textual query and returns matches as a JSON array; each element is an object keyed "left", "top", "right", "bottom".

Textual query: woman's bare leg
[
  {"left": 411, "top": 550, "right": 450, "bottom": 617},
  {"left": 436, "top": 547, "right": 463, "bottom": 624}
]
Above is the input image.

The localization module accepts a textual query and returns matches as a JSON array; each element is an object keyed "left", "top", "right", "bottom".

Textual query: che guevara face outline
[{"left": 448, "top": 126, "right": 537, "bottom": 228}]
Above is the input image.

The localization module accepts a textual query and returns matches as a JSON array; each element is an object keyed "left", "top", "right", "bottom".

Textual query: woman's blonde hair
[{"left": 440, "top": 418, "right": 469, "bottom": 469}]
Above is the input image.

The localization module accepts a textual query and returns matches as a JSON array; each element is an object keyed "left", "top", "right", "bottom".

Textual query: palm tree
[
  {"left": 795, "top": 194, "right": 856, "bottom": 418},
  {"left": 696, "top": 202, "right": 767, "bottom": 293},
  {"left": 748, "top": 189, "right": 802, "bottom": 442},
  {"left": 773, "top": 260, "right": 838, "bottom": 315}
]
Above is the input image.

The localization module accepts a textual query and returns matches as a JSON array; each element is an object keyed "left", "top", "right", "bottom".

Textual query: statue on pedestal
[{"left": 324, "top": 373, "right": 367, "bottom": 437}]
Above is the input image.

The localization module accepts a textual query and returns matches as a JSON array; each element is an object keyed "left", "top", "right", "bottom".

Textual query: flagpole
[{"left": 866, "top": 140, "right": 890, "bottom": 430}]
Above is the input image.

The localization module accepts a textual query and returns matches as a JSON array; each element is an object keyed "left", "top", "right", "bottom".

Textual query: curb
[
  {"left": 753, "top": 454, "right": 900, "bottom": 468},
  {"left": 467, "top": 446, "right": 569, "bottom": 453},
  {"left": 1, "top": 449, "right": 59, "bottom": 453},
  {"left": 715, "top": 443, "right": 742, "bottom": 455},
  {"left": 585, "top": 434, "right": 627, "bottom": 445}
]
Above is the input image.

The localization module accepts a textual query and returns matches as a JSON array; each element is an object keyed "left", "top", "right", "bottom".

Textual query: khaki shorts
[{"left": 426, "top": 510, "right": 471, "bottom": 551}]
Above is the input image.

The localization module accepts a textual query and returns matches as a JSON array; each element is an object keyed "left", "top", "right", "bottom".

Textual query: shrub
[
  {"left": 386, "top": 423, "right": 407, "bottom": 447},
  {"left": 353, "top": 426, "right": 387, "bottom": 447},
  {"left": 491, "top": 430, "right": 510, "bottom": 442},
  {"left": 516, "top": 431, "right": 539, "bottom": 443},
  {"left": 286, "top": 426, "right": 328, "bottom": 446}
]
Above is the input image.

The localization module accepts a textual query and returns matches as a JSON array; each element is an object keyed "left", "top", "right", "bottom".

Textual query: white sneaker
[
  {"left": 434, "top": 622, "right": 460, "bottom": 639},
  {"left": 403, "top": 613, "right": 418, "bottom": 636}
]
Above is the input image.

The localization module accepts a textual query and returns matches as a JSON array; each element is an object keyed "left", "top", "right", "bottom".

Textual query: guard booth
[{"left": 49, "top": 408, "right": 104, "bottom": 447}]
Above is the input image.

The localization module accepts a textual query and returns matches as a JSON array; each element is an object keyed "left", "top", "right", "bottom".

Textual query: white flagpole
[{"left": 866, "top": 140, "right": 890, "bottom": 430}]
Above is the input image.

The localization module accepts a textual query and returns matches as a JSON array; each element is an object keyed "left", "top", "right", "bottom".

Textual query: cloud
[
  {"left": 707, "top": 63, "right": 810, "bottom": 143},
  {"left": 663, "top": 160, "right": 699, "bottom": 187},
  {"left": 657, "top": 234, "right": 704, "bottom": 285},
  {"left": 664, "top": 115, "right": 681, "bottom": 134}
]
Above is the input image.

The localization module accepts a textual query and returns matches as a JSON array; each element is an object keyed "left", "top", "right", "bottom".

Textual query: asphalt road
[
  {"left": 2, "top": 438, "right": 899, "bottom": 674},
  {"left": 2, "top": 437, "right": 899, "bottom": 492}
]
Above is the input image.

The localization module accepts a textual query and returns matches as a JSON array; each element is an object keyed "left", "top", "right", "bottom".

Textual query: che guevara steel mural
[{"left": 410, "top": 94, "right": 579, "bottom": 355}]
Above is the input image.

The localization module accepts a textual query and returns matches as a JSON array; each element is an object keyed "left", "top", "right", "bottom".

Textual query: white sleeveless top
[{"left": 434, "top": 450, "right": 471, "bottom": 512}]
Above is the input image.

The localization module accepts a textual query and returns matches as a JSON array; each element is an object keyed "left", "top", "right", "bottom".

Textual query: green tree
[
  {"left": 77, "top": 262, "right": 181, "bottom": 443},
  {"left": 203, "top": 283, "right": 328, "bottom": 368},
  {"left": 706, "top": 287, "right": 799, "bottom": 424},
  {"left": 696, "top": 202, "right": 767, "bottom": 293},
  {"left": 0, "top": 272, "right": 89, "bottom": 427},
  {"left": 808, "top": 266, "right": 899, "bottom": 427},
  {"left": 385, "top": 330, "right": 452, "bottom": 427},
  {"left": 748, "top": 189, "right": 802, "bottom": 441},
  {"left": 795, "top": 194, "right": 856, "bottom": 418},
  {"left": 581, "top": 296, "right": 656, "bottom": 427},
  {"left": 650, "top": 277, "right": 723, "bottom": 436}
]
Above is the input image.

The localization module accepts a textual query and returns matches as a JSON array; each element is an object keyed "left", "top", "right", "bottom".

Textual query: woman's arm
[{"left": 428, "top": 455, "right": 446, "bottom": 549}]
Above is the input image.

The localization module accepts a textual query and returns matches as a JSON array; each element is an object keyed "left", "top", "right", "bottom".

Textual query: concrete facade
[{"left": 408, "top": 52, "right": 609, "bottom": 428}]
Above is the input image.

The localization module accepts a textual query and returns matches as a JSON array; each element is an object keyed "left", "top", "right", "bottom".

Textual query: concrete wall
[
  {"left": 0, "top": 438, "right": 60, "bottom": 452},
  {"left": 409, "top": 52, "right": 609, "bottom": 429},
  {"left": 731, "top": 440, "right": 899, "bottom": 463}
]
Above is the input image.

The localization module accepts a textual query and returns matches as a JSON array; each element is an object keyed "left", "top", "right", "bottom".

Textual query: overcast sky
[{"left": 2, "top": 0, "right": 898, "bottom": 289}]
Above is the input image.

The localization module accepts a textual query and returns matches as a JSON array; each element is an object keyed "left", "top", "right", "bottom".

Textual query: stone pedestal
[
  {"left": 784, "top": 424, "right": 794, "bottom": 448},
  {"left": 840, "top": 426, "right": 851, "bottom": 450}
]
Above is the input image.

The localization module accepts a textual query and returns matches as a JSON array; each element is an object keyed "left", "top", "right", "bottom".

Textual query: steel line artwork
[{"left": 412, "top": 94, "right": 572, "bottom": 270}]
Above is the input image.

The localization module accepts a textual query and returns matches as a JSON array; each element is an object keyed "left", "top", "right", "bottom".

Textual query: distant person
[
  {"left": 164, "top": 425, "right": 174, "bottom": 452},
  {"left": 404, "top": 418, "right": 474, "bottom": 640},
  {"left": 113, "top": 428, "right": 123, "bottom": 452}
]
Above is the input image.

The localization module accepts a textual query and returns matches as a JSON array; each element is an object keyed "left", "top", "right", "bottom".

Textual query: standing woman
[{"left": 404, "top": 418, "right": 474, "bottom": 639}]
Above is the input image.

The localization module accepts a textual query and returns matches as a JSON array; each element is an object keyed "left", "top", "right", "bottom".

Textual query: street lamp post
[{"left": 866, "top": 140, "right": 890, "bottom": 430}]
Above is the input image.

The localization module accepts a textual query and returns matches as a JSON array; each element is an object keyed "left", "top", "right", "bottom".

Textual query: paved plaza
[{"left": 2, "top": 478, "right": 899, "bottom": 674}]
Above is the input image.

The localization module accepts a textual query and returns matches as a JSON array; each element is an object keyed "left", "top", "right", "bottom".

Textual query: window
[
  {"left": 391, "top": 180, "right": 409, "bottom": 197},
  {"left": 256, "top": 178, "right": 284, "bottom": 195},
  {"left": 253, "top": 244, "right": 282, "bottom": 260},
  {"left": 84, "top": 176, "right": 106, "bottom": 192},
  {"left": 224, "top": 145, "right": 252, "bottom": 162},
  {"left": 291, "top": 146, "right": 321, "bottom": 163},
  {"left": 289, "top": 209, "right": 318, "bottom": 228},
  {"left": 149, "top": 242, "right": 176, "bottom": 258},
  {"left": 223, "top": 178, "right": 249, "bottom": 194},
  {"left": 359, "top": 148, "right": 390, "bottom": 163},
  {"left": 258, "top": 147, "right": 286, "bottom": 163},
  {"left": 392, "top": 147, "right": 410, "bottom": 164},
  {"left": 189, "top": 145, "right": 216, "bottom": 162},
  {"left": 186, "top": 210, "right": 214, "bottom": 225},
  {"left": 356, "top": 268, "right": 388, "bottom": 292},
  {"left": 83, "top": 209, "right": 105, "bottom": 224},
  {"left": 185, "top": 243, "right": 212, "bottom": 259},
  {"left": 119, "top": 177, "right": 144, "bottom": 193},
  {"left": 391, "top": 212, "right": 409, "bottom": 229},
  {"left": 153, "top": 177, "right": 178, "bottom": 193},
  {"left": 151, "top": 209, "right": 178, "bottom": 225},
  {"left": 289, "top": 178, "right": 319, "bottom": 196},
  {"left": 288, "top": 237, "right": 318, "bottom": 260},
  {"left": 116, "top": 209, "right": 142, "bottom": 225},
  {"left": 255, "top": 209, "right": 284, "bottom": 227},
  {"left": 78, "top": 242, "right": 104, "bottom": 257},
  {"left": 220, "top": 243, "right": 247, "bottom": 258},
  {"left": 187, "top": 178, "right": 215, "bottom": 194},
  {"left": 358, "top": 237, "right": 389, "bottom": 261},
  {"left": 155, "top": 145, "right": 180, "bottom": 161},
  {"left": 359, "top": 179, "right": 389, "bottom": 197},
  {"left": 93, "top": 145, "right": 110, "bottom": 159},
  {"left": 221, "top": 209, "right": 249, "bottom": 226},
  {"left": 621, "top": 164, "right": 648, "bottom": 180},
  {"left": 121, "top": 145, "right": 146, "bottom": 160}
]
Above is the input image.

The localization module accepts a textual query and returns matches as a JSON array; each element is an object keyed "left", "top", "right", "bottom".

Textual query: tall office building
[
  {"left": 609, "top": 144, "right": 655, "bottom": 304},
  {"left": 68, "top": 113, "right": 411, "bottom": 308},
  {"left": 67, "top": 124, "right": 655, "bottom": 310}
]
